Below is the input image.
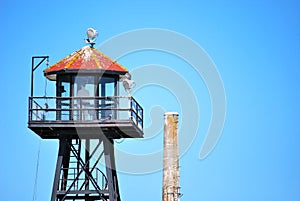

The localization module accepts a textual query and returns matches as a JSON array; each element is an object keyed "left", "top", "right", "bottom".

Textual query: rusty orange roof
[{"left": 44, "top": 46, "right": 128, "bottom": 76}]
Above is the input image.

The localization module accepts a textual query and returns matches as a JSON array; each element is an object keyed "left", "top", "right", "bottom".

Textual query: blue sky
[{"left": 0, "top": 0, "right": 300, "bottom": 201}]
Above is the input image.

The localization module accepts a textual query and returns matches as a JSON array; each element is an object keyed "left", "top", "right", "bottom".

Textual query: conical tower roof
[{"left": 44, "top": 46, "right": 128, "bottom": 80}]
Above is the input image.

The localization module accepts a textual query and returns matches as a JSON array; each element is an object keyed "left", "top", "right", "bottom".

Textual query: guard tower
[{"left": 28, "top": 28, "right": 143, "bottom": 201}]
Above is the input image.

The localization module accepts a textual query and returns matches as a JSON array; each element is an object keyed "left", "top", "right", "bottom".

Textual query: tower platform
[{"left": 28, "top": 96, "right": 143, "bottom": 139}]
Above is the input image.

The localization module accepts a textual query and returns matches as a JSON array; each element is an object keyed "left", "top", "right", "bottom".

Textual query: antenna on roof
[{"left": 85, "top": 28, "right": 98, "bottom": 48}]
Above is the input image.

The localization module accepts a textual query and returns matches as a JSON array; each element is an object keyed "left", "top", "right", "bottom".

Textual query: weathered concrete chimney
[{"left": 162, "top": 112, "right": 180, "bottom": 201}]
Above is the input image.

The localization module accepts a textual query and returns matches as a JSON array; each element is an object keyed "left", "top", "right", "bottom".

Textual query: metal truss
[{"left": 51, "top": 137, "right": 121, "bottom": 201}]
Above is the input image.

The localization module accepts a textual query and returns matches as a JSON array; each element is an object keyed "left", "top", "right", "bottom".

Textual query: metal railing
[{"left": 28, "top": 96, "right": 143, "bottom": 129}]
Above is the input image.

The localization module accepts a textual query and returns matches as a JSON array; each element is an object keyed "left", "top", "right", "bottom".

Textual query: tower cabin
[{"left": 28, "top": 45, "right": 143, "bottom": 139}]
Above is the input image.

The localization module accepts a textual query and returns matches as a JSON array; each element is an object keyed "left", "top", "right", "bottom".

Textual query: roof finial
[{"left": 85, "top": 28, "right": 98, "bottom": 48}]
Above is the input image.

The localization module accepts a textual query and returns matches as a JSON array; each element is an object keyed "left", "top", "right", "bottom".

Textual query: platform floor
[{"left": 28, "top": 119, "right": 143, "bottom": 139}]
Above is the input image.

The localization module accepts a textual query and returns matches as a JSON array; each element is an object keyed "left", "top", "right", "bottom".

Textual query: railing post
[
  {"left": 28, "top": 97, "right": 32, "bottom": 122},
  {"left": 130, "top": 97, "right": 133, "bottom": 121},
  {"left": 114, "top": 97, "right": 117, "bottom": 120},
  {"left": 80, "top": 98, "right": 82, "bottom": 121},
  {"left": 142, "top": 108, "right": 144, "bottom": 128},
  {"left": 56, "top": 97, "right": 60, "bottom": 121}
]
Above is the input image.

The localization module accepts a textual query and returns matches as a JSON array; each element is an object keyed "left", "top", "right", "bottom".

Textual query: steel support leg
[
  {"left": 85, "top": 139, "right": 90, "bottom": 199},
  {"left": 104, "top": 138, "right": 121, "bottom": 201},
  {"left": 51, "top": 138, "right": 68, "bottom": 201}
]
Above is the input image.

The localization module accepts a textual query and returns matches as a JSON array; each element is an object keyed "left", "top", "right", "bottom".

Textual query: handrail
[
  {"left": 29, "top": 96, "right": 133, "bottom": 99},
  {"left": 28, "top": 96, "right": 143, "bottom": 129}
]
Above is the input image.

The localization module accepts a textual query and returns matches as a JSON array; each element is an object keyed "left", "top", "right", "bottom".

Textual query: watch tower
[{"left": 28, "top": 29, "right": 143, "bottom": 201}]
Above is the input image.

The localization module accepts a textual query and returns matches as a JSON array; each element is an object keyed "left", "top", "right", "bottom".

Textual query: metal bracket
[{"left": 31, "top": 56, "right": 49, "bottom": 97}]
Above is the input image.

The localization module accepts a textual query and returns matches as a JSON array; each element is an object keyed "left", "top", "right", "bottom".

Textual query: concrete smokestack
[{"left": 162, "top": 112, "right": 180, "bottom": 201}]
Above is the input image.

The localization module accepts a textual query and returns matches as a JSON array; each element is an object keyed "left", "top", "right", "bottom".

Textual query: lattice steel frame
[{"left": 51, "top": 137, "right": 120, "bottom": 201}]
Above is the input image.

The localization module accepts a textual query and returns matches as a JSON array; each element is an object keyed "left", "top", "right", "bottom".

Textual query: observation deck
[{"left": 28, "top": 96, "right": 143, "bottom": 139}]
